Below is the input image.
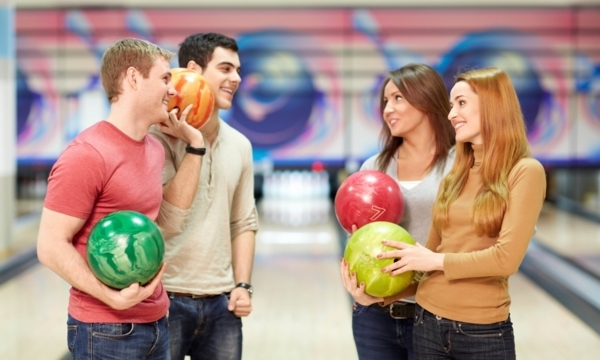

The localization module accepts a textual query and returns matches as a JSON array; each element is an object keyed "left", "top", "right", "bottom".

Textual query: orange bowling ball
[{"left": 168, "top": 68, "right": 215, "bottom": 129}]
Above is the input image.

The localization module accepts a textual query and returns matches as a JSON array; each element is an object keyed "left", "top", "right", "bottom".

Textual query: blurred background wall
[
  {"left": 11, "top": 1, "right": 600, "bottom": 218},
  {"left": 0, "top": 0, "right": 15, "bottom": 256}
]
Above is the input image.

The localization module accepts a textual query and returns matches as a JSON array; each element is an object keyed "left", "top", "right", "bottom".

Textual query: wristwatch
[
  {"left": 235, "top": 282, "right": 253, "bottom": 296},
  {"left": 185, "top": 144, "right": 206, "bottom": 156}
]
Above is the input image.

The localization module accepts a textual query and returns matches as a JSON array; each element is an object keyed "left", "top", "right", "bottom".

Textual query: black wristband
[
  {"left": 185, "top": 145, "right": 206, "bottom": 156},
  {"left": 235, "top": 282, "right": 253, "bottom": 296}
]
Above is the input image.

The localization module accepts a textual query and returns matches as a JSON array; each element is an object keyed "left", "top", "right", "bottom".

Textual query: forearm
[
  {"left": 38, "top": 239, "right": 107, "bottom": 302},
  {"left": 37, "top": 208, "right": 108, "bottom": 301},
  {"left": 162, "top": 153, "right": 202, "bottom": 210},
  {"left": 421, "top": 252, "right": 445, "bottom": 272},
  {"left": 39, "top": 231, "right": 165, "bottom": 311},
  {"left": 231, "top": 230, "right": 255, "bottom": 283}
]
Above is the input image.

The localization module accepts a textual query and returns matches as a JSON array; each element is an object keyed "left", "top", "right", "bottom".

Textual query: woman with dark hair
[
  {"left": 340, "top": 63, "right": 455, "bottom": 360},
  {"left": 379, "top": 67, "right": 546, "bottom": 359}
]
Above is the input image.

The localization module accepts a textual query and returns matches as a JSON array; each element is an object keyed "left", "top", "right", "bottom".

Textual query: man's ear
[
  {"left": 187, "top": 60, "right": 204, "bottom": 74},
  {"left": 125, "top": 67, "right": 138, "bottom": 90}
]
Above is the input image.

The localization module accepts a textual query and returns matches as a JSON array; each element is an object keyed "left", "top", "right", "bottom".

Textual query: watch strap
[
  {"left": 185, "top": 145, "right": 206, "bottom": 156},
  {"left": 235, "top": 282, "right": 253, "bottom": 293}
]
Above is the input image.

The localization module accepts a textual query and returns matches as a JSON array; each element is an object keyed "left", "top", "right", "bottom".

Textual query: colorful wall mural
[{"left": 15, "top": 8, "right": 600, "bottom": 166}]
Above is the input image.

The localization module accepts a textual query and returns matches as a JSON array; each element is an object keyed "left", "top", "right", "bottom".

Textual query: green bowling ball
[
  {"left": 344, "top": 221, "right": 416, "bottom": 298},
  {"left": 87, "top": 211, "right": 164, "bottom": 290}
]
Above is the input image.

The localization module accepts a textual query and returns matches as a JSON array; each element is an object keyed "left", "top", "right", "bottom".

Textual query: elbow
[
  {"left": 156, "top": 216, "right": 184, "bottom": 239},
  {"left": 159, "top": 224, "right": 183, "bottom": 239},
  {"left": 36, "top": 241, "right": 52, "bottom": 268},
  {"left": 493, "top": 247, "right": 525, "bottom": 277},
  {"left": 507, "top": 263, "right": 522, "bottom": 277},
  {"left": 156, "top": 199, "right": 189, "bottom": 239},
  {"left": 495, "top": 260, "right": 521, "bottom": 277}
]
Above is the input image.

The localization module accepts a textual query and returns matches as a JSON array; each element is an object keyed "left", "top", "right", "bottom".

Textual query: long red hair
[{"left": 432, "top": 68, "right": 531, "bottom": 237}]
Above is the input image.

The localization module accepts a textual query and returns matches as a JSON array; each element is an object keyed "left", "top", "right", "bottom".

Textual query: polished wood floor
[{"left": 1, "top": 202, "right": 600, "bottom": 359}]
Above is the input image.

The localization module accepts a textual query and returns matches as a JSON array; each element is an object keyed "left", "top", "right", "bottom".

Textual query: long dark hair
[{"left": 376, "top": 64, "right": 455, "bottom": 172}]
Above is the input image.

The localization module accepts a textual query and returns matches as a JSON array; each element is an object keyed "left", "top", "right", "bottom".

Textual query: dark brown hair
[{"left": 376, "top": 63, "right": 455, "bottom": 172}]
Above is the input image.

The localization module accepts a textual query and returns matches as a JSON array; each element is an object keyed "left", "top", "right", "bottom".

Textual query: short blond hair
[{"left": 100, "top": 38, "right": 174, "bottom": 103}]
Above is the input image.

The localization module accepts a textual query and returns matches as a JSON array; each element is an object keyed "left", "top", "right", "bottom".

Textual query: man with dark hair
[
  {"left": 37, "top": 38, "right": 203, "bottom": 359},
  {"left": 150, "top": 32, "right": 258, "bottom": 360},
  {"left": 176, "top": 32, "right": 239, "bottom": 70}
]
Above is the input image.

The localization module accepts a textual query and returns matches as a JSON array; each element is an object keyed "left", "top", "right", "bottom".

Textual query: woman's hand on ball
[
  {"left": 340, "top": 259, "right": 383, "bottom": 306},
  {"left": 378, "top": 241, "right": 445, "bottom": 275}
]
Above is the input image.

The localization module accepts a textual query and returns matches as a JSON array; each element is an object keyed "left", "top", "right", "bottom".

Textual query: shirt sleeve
[
  {"left": 443, "top": 159, "right": 546, "bottom": 280},
  {"left": 148, "top": 127, "right": 192, "bottom": 236},
  {"left": 359, "top": 155, "right": 377, "bottom": 171},
  {"left": 156, "top": 199, "right": 190, "bottom": 239},
  {"left": 230, "top": 142, "right": 259, "bottom": 239},
  {"left": 44, "top": 142, "right": 105, "bottom": 219}
]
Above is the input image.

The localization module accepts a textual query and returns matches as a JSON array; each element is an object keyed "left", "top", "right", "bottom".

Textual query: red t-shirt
[{"left": 44, "top": 121, "right": 169, "bottom": 323}]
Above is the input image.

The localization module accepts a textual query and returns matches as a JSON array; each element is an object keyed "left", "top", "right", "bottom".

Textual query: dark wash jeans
[
  {"left": 168, "top": 293, "right": 242, "bottom": 360},
  {"left": 67, "top": 314, "right": 170, "bottom": 360},
  {"left": 352, "top": 302, "right": 415, "bottom": 360},
  {"left": 413, "top": 304, "right": 516, "bottom": 360}
]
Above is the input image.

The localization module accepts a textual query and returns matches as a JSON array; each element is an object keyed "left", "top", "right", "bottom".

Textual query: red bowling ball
[{"left": 334, "top": 170, "right": 404, "bottom": 233}]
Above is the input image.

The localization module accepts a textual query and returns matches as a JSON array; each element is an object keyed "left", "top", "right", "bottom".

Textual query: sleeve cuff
[
  {"left": 231, "top": 206, "right": 259, "bottom": 239},
  {"left": 156, "top": 199, "right": 190, "bottom": 238}
]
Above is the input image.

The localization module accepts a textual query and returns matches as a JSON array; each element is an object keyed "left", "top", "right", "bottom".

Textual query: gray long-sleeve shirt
[
  {"left": 360, "top": 148, "right": 455, "bottom": 302},
  {"left": 360, "top": 147, "right": 455, "bottom": 247}
]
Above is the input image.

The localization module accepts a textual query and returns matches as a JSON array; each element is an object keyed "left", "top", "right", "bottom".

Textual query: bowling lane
[
  {"left": 241, "top": 210, "right": 357, "bottom": 360},
  {"left": 536, "top": 203, "right": 600, "bottom": 276},
  {"left": 0, "top": 263, "right": 69, "bottom": 360},
  {"left": 0, "top": 208, "right": 41, "bottom": 263},
  {"left": 510, "top": 272, "right": 600, "bottom": 359}
]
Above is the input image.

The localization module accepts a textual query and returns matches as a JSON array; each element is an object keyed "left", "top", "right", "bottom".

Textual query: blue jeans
[
  {"left": 352, "top": 302, "right": 415, "bottom": 360},
  {"left": 66, "top": 314, "right": 170, "bottom": 360},
  {"left": 413, "top": 304, "right": 516, "bottom": 360},
  {"left": 168, "top": 293, "right": 242, "bottom": 360}
]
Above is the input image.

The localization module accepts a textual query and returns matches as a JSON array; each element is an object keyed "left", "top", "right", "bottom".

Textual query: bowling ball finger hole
[{"left": 393, "top": 258, "right": 400, "bottom": 263}]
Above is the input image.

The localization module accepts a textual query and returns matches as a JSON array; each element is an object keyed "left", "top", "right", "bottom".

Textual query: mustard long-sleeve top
[{"left": 416, "top": 144, "right": 546, "bottom": 324}]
